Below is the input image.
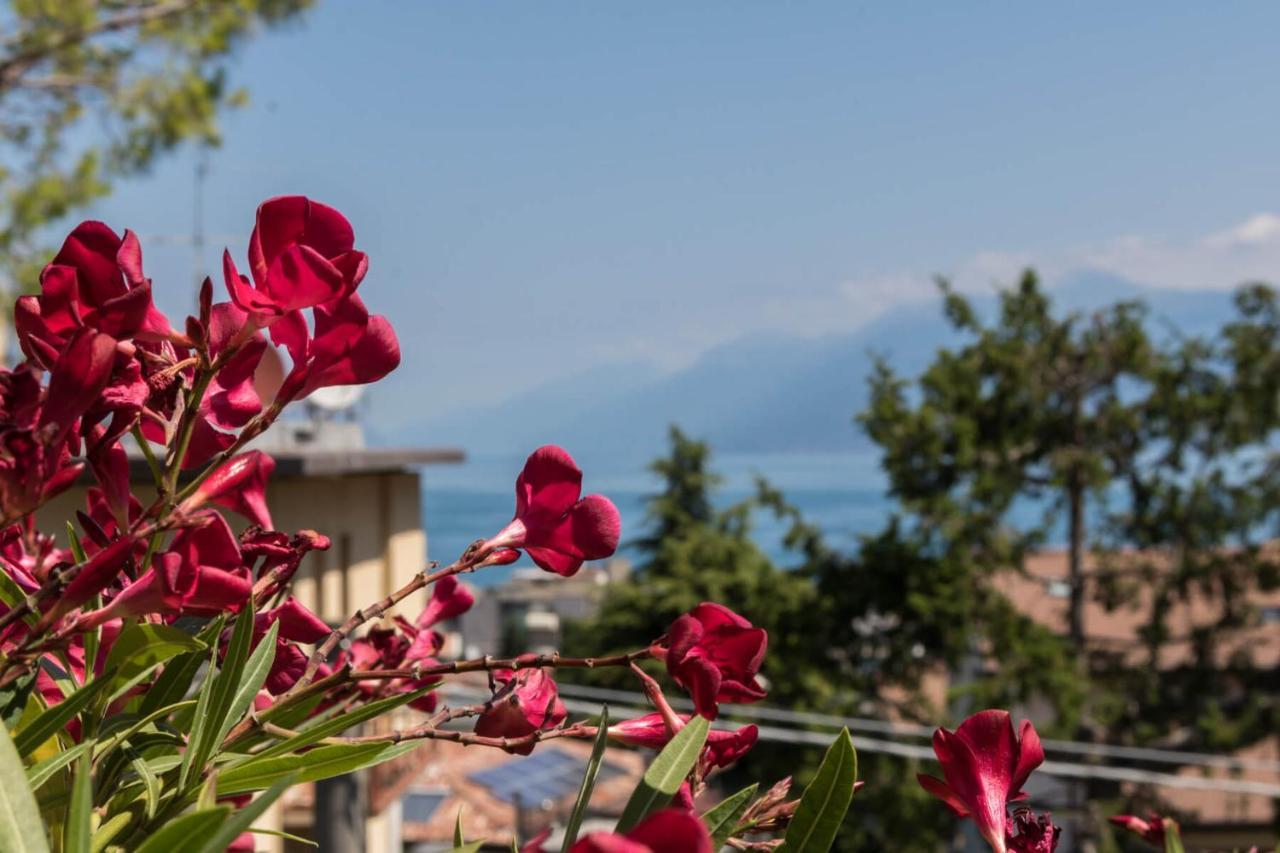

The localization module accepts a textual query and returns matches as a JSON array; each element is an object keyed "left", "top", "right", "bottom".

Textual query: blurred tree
[
  {"left": 857, "top": 273, "right": 1280, "bottom": 845},
  {"left": 565, "top": 427, "right": 952, "bottom": 852},
  {"left": 569, "top": 280, "right": 1280, "bottom": 849},
  {"left": 564, "top": 426, "right": 825, "bottom": 708},
  {"left": 0, "top": 0, "right": 314, "bottom": 293}
]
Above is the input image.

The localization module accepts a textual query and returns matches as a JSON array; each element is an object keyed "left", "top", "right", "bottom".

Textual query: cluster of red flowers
[{"left": 0, "top": 197, "right": 1102, "bottom": 853}]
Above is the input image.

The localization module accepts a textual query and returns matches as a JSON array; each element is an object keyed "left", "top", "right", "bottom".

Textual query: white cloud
[
  {"left": 824, "top": 212, "right": 1280, "bottom": 334},
  {"left": 577, "top": 212, "right": 1280, "bottom": 390}
]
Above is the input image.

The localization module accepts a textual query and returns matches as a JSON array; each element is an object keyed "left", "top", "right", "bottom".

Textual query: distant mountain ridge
[{"left": 405, "top": 272, "right": 1245, "bottom": 461}]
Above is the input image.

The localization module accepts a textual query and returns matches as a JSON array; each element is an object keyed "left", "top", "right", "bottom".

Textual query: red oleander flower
[
  {"left": 0, "top": 330, "right": 118, "bottom": 525},
  {"left": 473, "top": 668, "right": 566, "bottom": 754},
  {"left": 76, "top": 515, "right": 253, "bottom": 628},
  {"left": 1007, "top": 808, "right": 1060, "bottom": 853},
  {"left": 608, "top": 712, "right": 759, "bottom": 771},
  {"left": 417, "top": 576, "right": 475, "bottom": 630},
  {"left": 15, "top": 221, "right": 172, "bottom": 364},
  {"left": 569, "top": 809, "right": 713, "bottom": 853},
  {"left": 917, "top": 709, "right": 1046, "bottom": 853},
  {"left": 1109, "top": 813, "right": 1173, "bottom": 847},
  {"left": 76, "top": 552, "right": 197, "bottom": 628},
  {"left": 271, "top": 292, "right": 400, "bottom": 404},
  {"left": 245, "top": 529, "right": 330, "bottom": 600},
  {"left": 650, "top": 603, "right": 767, "bottom": 720},
  {"left": 180, "top": 451, "right": 275, "bottom": 529},
  {"left": 483, "top": 445, "right": 621, "bottom": 577},
  {"left": 255, "top": 598, "right": 331, "bottom": 694},
  {"left": 224, "top": 196, "right": 366, "bottom": 325}
]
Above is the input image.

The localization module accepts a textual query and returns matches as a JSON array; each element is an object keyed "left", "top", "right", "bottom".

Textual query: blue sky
[{"left": 83, "top": 3, "right": 1280, "bottom": 433}]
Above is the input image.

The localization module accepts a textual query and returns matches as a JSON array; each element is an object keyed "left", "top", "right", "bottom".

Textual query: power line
[
  {"left": 543, "top": 693, "right": 1280, "bottom": 799},
  {"left": 551, "top": 683, "right": 1280, "bottom": 775}
]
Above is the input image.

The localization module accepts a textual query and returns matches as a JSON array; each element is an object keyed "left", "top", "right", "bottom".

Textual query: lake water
[{"left": 420, "top": 449, "right": 892, "bottom": 586}]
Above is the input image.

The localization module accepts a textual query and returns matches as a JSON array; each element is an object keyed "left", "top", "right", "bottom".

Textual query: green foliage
[
  {"left": 700, "top": 783, "right": 757, "bottom": 849},
  {"left": 0, "top": 718, "right": 50, "bottom": 853},
  {"left": 0, "top": 0, "right": 315, "bottom": 293},
  {"left": 779, "top": 728, "right": 856, "bottom": 853},
  {"left": 615, "top": 714, "right": 710, "bottom": 832},
  {"left": 858, "top": 273, "right": 1280, "bottom": 842},
  {"left": 561, "top": 705, "right": 609, "bottom": 852}
]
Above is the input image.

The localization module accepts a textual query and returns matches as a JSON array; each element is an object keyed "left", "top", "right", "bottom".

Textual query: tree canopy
[{"left": 0, "top": 0, "right": 314, "bottom": 291}]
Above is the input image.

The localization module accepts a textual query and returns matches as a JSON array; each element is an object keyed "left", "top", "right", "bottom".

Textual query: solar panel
[
  {"left": 468, "top": 747, "right": 627, "bottom": 804},
  {"left": 402, "top": 791, "right": 446, "bottom": 823}
]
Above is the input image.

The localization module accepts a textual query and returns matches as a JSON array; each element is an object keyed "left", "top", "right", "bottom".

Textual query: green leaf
[
  {"left": 0, "top": 669, "right": 38, "bottom": 729},
  {"left": 94, "top": 700, "right": 196, "bottom": 760},
  {"left": 104, "top": 622, "right": 205, "bottom": 698},
  {"left": 779, "top": 728, "right": 857, "bottom": 853},
  {"left": 133, "top": 807, "right": 232, "bottom": 853},
  {"left": 217, "top": 741, "right": 419, "bottom": 796},
  {"left": 0, "top": 570, "right": 36, "bottom": 627},
  {"left": 178, "top": 646, "right": 220, "bottom": 791},
  {"left": 253, "top": 688, "right": 428, "bottom": 761},
  {"left": 63, "top": 751, "right": 94, "bottom": 853},
  {"left": 215, "top": 621, "right": 278, "bottom": 748},
  {"left": 561, "top": 705, "right": 609, "bottom": 852},
  {"left": 615, "top": 715, "right": 710, "bottom": 833},
  {"left": 14, "top": 670, "right": 115, "bottom": 757},
  {"left": 90, "top": 811, "right": 133, "bottom": 853},
  {"left": 0, "top": 717, "right": 52, "bottom": 852},
  {"left": 1163, "top": 821, "right": 1186, "bottom": 853},
  {"left": 701, "top": 783, "right": 758, "bottom": 849},
  {"left": 194, "top": 775, "right": 295, "bottom": 853},
  {"left": 27, "top": 740, "right": 93, "bottom": 792},
  {"left": 129, "top": 751, "right": 164, "bottom": 821},
  {"left": 246, "top": 827, "right": 317, "bottom": 847},
  {"left": 138, "top": 652, "right": 204, "bottom": 718},
  {"left": 447, "top": 843, "right": 483, "bottom": 853},
  {"left": 454, "top": 806, "right": 465, "bottom": 846},
  {"left": 180, "top": 604, "right": 260, "bottom": 789}
]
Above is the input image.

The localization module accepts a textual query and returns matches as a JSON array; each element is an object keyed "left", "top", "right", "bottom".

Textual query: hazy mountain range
[{"left": 400, "top": 272, "right": 1245, "bottom": 461}]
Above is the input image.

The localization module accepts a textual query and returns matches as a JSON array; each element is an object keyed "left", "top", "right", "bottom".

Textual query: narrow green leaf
[
  {"left": 615, "top": 715, "right": 710, "bottom": 833},
  {"left": 138, "top": 652, "right": 204, "bottom": 718},
  {"left": 217, "top": 741, "right": 419, "bottom": 796},
  {"left": 178, "top": 645, "right": 220, "bottom": 790},
  {"left": 0, "top": 718, "right": 52, "bottom": 852},
  {"left": 253, "top": 688, "right": 428, "bottom": 761},
  {"left": 133, "top": 807, "right": 232, "bottom": 853},
  {"left": 0, "top": 668, "right": 38, "bottom": 729},
  {"left": 701, "top": 783, "right": 758, "bottom": 849},
  {"left": 446, "top": 843, "right": 484, "bottom": 853},
  {"left": 14, "top": 670, "right": 115, "bottom": 757},
  {"left": 90, "top": 811, "right": 133, "bottom": 853},
  {"left": 181, "top": 604, "right": 256, "bottom": 789},
  {"left": 64, "top": 751, "right": 94, "bottom": 853},
  {"left": 454, "top": 806, "right": 465, "bottom": 847},
  {"left": 1163, "top": 821, "right": 1186, "bottom": 853},
  {"left": 94, "top": 700, "right": 196, "bottom": 760},
  {"left": 129, "top": 752, "right": 164, "bottom": 821},
  {"left": 213, "top": 621, "right": 278, "bottom": 749},
  {"left": 104, "top": 622, "right": 205, "bottom": 698},
  {"left": 27, "top": 740, "right": 93, "bottom": 791},
  {"left": 562, "top": 705, "right": 609, "bottom": 852},
  {"left": 0, "top": 569, "right": 36, "bottom": 627},
  {"left": 195, "top": 775, "right": 296, "bottom": 853},
  {"left": 779, "top": 729, "right": 857, "bottom": 853},
  {"left": 246, "top": 827, "right": 318, "bottom": 847},
  {"left": 196, "top": 769, "right": 219, "bottom": 811}
]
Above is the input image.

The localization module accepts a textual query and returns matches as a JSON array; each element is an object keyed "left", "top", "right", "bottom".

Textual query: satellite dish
[{"left": 308, "top": 384, "right": 365, "bottom": 413}]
